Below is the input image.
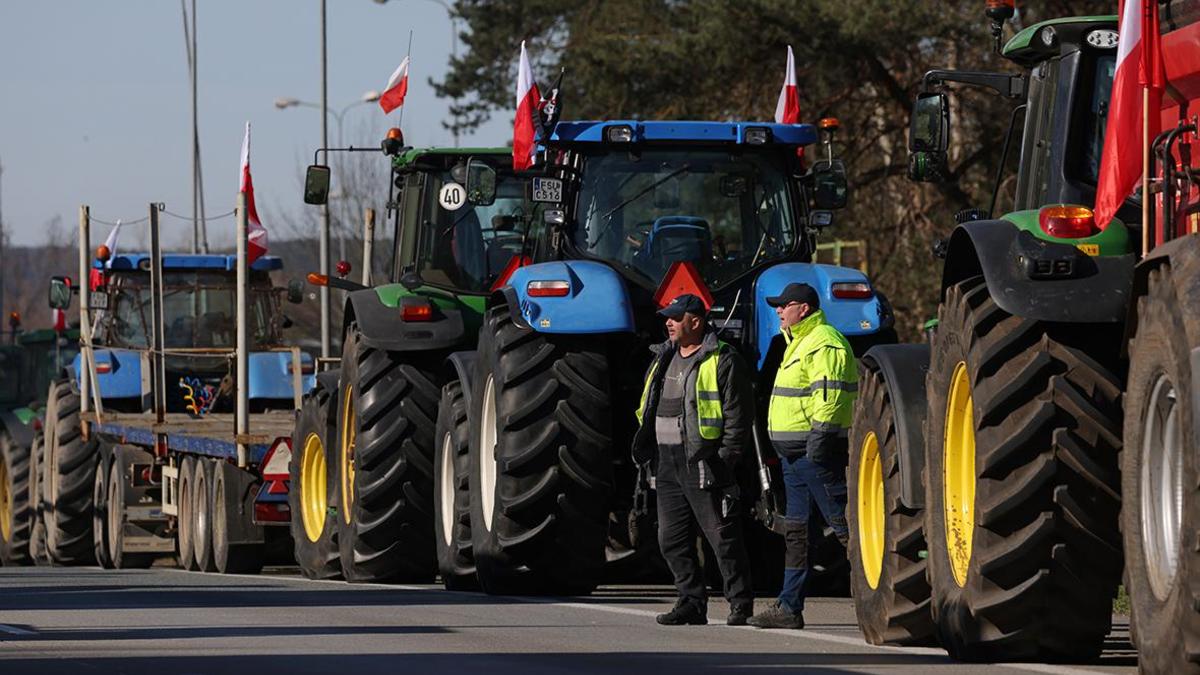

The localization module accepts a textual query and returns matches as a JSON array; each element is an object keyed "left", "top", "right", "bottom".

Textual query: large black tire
[
  {"left": 1122, "top": 264, "right": 1200, "bottom": 674},
  {"left": 192, "top": 458, "right": 217, "bottom": 572},
  {"left": 434, "top": 380, "right": 476, "bottom": 590},
  {"left": 289, "top": 378, "right": 342, "bottom": 580},
  {"left": 923, "top": 276, "right": 1123, "bottom": 661},
  {"left": 28, "top": 432, "right": 50, "bottom": 566},
  {"left": 91, "top": 446, "right": 114, "bottom": 569},
  {"left": 848, "top": 361, "right": 934, "bottom": 646},
  {"left": 43, "top": 379, "right": 98, "bottom": 565},
  {"left": 0, "top": 429, "right": 32, "bottom": 565},
  {"left": 177, "top": 456, "right": 198, "bottom": 570},
  {"left": 336, "top": 325, "right": 438, "bottom": 582},
  {"left": 212, "top": 462, "right": 264, "bottom": 574},
  {"left": 468, "top": 305, "right": 613, "bottom": 595},
  {"left": 107, "top": 451, "right": 155, "bottom": 569}
]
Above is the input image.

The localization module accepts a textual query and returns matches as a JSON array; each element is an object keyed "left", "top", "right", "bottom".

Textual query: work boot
[
  {"left": 727, "top": 602, "right": 754, "bottom": 626},
  {"left": 748, "top": 602, "right": 804, "bottom": 629},
  {"left": 656, "top": 601, "right": 707, "bottom": 626}
]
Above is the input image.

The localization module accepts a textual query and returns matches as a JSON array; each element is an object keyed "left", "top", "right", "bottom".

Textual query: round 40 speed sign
[{"left": 439, "top": 182, "right": 466, "bottom": 211}]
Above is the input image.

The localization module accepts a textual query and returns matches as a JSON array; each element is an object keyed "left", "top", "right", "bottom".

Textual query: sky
[{"left": 0, "top": 0, "right": 511, "bottom": 248}]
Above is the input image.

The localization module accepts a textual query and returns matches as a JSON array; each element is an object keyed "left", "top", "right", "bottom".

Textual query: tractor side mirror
[
  {"left": 465, "top": 159, "right": 497, "bottom": 206},
  {"left": 286, "top": 279, "right": 304, "bottom": 304},
  {"left": 304, "top": 165, "right": 332, "bottom": 205},
  {"left": 810, "top": 160, "right": 849, "bottom": 210},
  {"left": 908, "top": 92, "right": 950, "bottom": 183},
  {"left": 49, "top": 276, "right": 73, "bottom": 310}
]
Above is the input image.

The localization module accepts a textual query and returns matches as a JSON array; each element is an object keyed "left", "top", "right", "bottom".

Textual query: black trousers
[{"left": 656, "top": 444, "right": 754, "bottom": 612}]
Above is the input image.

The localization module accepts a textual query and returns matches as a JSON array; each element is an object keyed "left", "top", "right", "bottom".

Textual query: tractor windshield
[
  {"left": 415, "top": 169, "right": 528, "bottom": 293},
  {"left": 571, "top": 148, "right": 799, "bottom": 289},
  {"left": 106, "top": 271, "right": 280, "bottom": 350}
]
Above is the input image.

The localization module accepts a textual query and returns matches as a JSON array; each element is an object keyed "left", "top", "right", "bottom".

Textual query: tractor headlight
[
  {"left": 605, "top": 125, "right": 634, "bottom": 143},
  {"left": 744, "top": 126, "right": 771, "bottom": 145}
]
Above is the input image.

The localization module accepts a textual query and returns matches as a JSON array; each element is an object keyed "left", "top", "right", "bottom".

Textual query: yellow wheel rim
[
  {"left": 857, "top": 431, "right": 885, "bottom": 589},
  {"left": 0, "top": 458, "right": 11, "bottom": 543},
  {"left": 300, "top": 431, "right": 327, "bottom": 543},
  {"left": 340, "top": 384, "right": 356, "bottom": 525},
  {"left": 943, "top": 361, "right": 976, "bottom": 588}
]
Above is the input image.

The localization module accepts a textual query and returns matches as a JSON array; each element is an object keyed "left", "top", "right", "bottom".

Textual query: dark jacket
[{"left": 631, "top": 329, "right": 754, "bottom": 488}]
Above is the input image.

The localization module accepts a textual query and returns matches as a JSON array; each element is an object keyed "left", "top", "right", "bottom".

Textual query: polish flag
[
  {"left": 379, "top": 56, "right": 410, "bottom": 115},
  {"left": 239, "top": 122, "right": 268, "bottom": 264},
  {"left": 52, "top": 308, "right": 66, "bottom": 333},
  {"left": 1094, "top": 0, "right": 1164, "bottom": 229},
  {"left": 513, "top": 41, "right": 541, "bottom": 171},
  {"left": 774, "top": 45, "right": 801, "bottom": 124},
  {"left": 103, "top": 219, "right": 122, "bottom": 263}
]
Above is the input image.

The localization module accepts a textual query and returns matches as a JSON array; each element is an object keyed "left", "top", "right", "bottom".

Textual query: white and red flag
[
  {"left": 239, "top": 122, "right": 268, "bottom": 264},
  {"left": 379, "top": 56, "right": 410, "bottom": 115},
  {"left": 103, "top": 219, "right": 122, "bottom": 263},
  {"left": 1094, "top": 0, "right": 1164, "bottom": 229},
  {"left": 513, "top": 40, "right": 541, "bottom": 171},
  {"left": 774, "top": 45, "right": 801, "bottom": 124}
]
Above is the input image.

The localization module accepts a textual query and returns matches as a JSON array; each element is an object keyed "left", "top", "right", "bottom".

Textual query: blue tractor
[
  {"left": 35, "top": 252, "right": 314, "bottom": 569},
  {"left": 433, "top": 120, "right": 896, "bottom": 594}
]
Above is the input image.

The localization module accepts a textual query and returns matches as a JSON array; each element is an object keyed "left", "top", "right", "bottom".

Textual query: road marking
[
  {"left": 164, "top": 569, "right": 1113, "bottom": 674},
  {"left": 0, "top": 624, "right": 36, "bottom": 636}
]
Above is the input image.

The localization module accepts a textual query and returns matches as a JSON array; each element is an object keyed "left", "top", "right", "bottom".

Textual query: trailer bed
[{"left": 83, "top": 411, "right": 295, "bottom": 463}]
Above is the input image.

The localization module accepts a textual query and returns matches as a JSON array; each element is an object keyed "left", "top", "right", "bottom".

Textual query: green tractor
[
  {"left": 0, "top": 326, "right": 80, "bottom": 564},
  {"left": 847, "top": 9, "right": 1134, "bottom": 660},
  {"left": 291, "top": 141, "right": 525, "bottom": 586}
]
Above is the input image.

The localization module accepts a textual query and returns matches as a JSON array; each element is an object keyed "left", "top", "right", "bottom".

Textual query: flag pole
[
  {"left": 1142, "top": 85, "right": 1150, "bottom": 256},
  {"left": 397, "top": 30, "right": 413, "bottom": 130}
]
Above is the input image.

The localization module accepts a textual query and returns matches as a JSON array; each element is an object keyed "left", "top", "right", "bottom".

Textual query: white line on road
[
  {"left": 164, "top": 569, "right": 1113, "bottom": 675},
  {"left": 0, "top": 624, "right": 36, "bottom": 636}
]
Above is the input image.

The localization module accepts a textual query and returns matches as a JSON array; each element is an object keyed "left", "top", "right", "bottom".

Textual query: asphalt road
[{"left": 0, "top": 566, "right": 1137, "bottom": 674}]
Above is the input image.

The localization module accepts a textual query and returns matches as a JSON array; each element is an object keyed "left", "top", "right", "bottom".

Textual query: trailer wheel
[
  {"left": 44, "top": 379, "right": 97, "bottom": 565},
  {"left": 848, "top": 360, "right": 933, "bottom": 645},
  {"left": 177, "top": 457, "right": 198, "bottom": 570},
  {"left": 91, "top": 446, "right": 114, "bottom": 569},
  {"left": 336, "top": 325, "right": 438, "bottom": 583},
  {"left": 434, "top": 380, "right": 476, "bottom": 590},
  {"left": 924, "top": 276, "right": 1123, "bottom": 661},
  {"left": 469, "top": 305, "right": 612, "bottom": 595},
  {"left": 1122, "top": 265, "right": 1200, "bottom": 674},
  {"left": 0, "top": 429, "right": 32, "bottom": 565},
  {"left": 28, "top": 432, "right": 49, "bottom": 566},
  {"left": 290, "top": 378, "right": 341, "bottom": 580},
  {"left": 107, "top": 451, "right": 155, "bottom": 569},
  {"left": 192, "top": 458, "right": 217, "bottom": 572},
  {"left": 212, "top": 462, "right": 264, "bottom": 574}
]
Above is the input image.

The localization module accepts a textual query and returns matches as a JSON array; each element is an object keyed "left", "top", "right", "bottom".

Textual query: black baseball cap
[
  {"left": 657, "top": 293, "right": 708, "bottom": 320},
  {"left": 766, "top": 282, "right": 820, "bottom": 309}
]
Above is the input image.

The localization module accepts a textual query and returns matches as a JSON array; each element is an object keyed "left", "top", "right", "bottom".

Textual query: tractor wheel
[
  {"left": 469, "top": 305, "right": 612, "bottom": 595},
  {"left": 91, "top": 446, "right": 114, "bottom": 569},
  {"left": 0, "top": 429, "right": 32, "bottom": 565},
  {"left": 434, "top": 380, "right": 476, "bottom": 590},
  {"left": 848, "top": 360, "right": 934, "bottom": 646},
  {"left": 336, "top": 325, "right": 438, "bottom": 583},
  {"left": 106, "top": 450, "right": 155, "bottom": 569},
  {"left": 177, "top": 456, "right": 198, "bottom": 570},
  {"left": 1122, "top": 265, "right": 1200, "bottom": 674},
  {"left": 28, "top": 432, "right": 49, "bottom": 566},
  {"left": 212, "top": 461, "right": 264, "bottom": 574},
  {"left": 290, "top": 378, "right": 342, "bottom": 580},
  {"left": 923, "top": 276, "right": 1123, "bottom": 661},
  {"left": 192, "top": 458, "right": 217, "bottom": 572},
  {"left": 44, "top": 379, "right": 98, "bottom": 565}
]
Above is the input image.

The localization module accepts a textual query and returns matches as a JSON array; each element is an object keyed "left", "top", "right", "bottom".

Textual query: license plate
[
  {"left": 90, "top": 291, "right": 109, "bottom": 310},
  {"left": 531, "top": 177, "right": 563, "bottom": 203}
]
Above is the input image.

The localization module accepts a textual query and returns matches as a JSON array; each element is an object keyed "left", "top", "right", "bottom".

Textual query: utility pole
[
  {"left": 0, "top": 157, "right": 5, "bottom": 328},
  {"left": 319, "top": 0, "right": 331, "bottom": 359},
  {"left": 182, "top": 0, "right": 208, "bottom": 253}
]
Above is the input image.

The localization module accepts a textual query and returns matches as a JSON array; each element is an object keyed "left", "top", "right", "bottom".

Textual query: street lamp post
[{"left": 374, "top": 0, "right": 460, "bottom": 147}]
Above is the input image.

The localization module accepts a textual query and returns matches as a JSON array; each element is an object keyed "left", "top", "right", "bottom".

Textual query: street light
[
  {"left": 274, "top": 90, "right": 381, "bottom": 146},
  {"left": 374, "top": 0, "right": 460, "bottom": 147}
]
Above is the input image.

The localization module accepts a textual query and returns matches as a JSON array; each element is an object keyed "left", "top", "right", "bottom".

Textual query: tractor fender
[
  {"left": 72, "top": 349, "right": 144, "bottom": 400},
  {"left": 344, "top": 288, "right": 468, "bottom": 352},
  {"left": 0, "top": 408, "right": 34, "bottom": 448},
  {"left": 440, "top": 351, "right": 478, "bottom": 407},
  {"left": 941, "top": 219, "right": 1135, "bottom": 324},
  {"left": 861, "top": 344, "right": 930, "bottom": 511},
  {"left": 247, "top": 352, "right": 316, "bottom": 400},
  {"left": 504, "top": 261, "right": 634, "bottom": 334}
]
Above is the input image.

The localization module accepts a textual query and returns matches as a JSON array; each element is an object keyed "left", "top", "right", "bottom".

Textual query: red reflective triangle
[{"left": 653, "top": 261, "right": 714, "bottom": 309}]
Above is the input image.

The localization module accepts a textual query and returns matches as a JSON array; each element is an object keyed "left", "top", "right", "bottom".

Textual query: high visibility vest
[
  {"left": 767, "top": 310, "right": 857, "bottom": 453},
  {"left": 637, "top": 343, "right": 726, "bottom": 441}
]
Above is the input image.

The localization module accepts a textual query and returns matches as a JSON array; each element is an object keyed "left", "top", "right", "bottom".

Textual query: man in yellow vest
[
  {"left": 632, "top": 294, "right": 755, "bottom": 626},
  {"left": 749, "top": 283, "right": 856, "bottom": 630}
]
